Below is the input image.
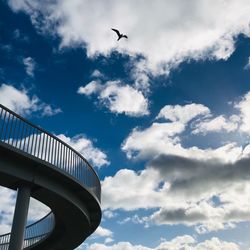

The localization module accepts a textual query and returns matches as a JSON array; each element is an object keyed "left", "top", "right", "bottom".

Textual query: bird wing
[
  {"left": 123, "top": 35, "right": 128, "bottom": 39},
  {"left": 111, "top": 28, "right": 121, "bottom": 36}
]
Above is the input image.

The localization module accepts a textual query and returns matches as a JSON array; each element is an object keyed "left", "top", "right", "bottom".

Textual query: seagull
[{"left": 111, "top": 28, "right": 128, "bottom": 41}]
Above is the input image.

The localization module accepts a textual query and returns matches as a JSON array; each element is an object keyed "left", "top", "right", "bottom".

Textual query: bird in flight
[{"left": 111, "top": 28, "right": 128, "bottom": 41}]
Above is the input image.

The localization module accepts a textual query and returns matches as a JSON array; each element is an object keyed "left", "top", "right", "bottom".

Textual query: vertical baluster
[
  {"left": 14, "top": 119, "right": 21, "bottom": 148},
  {"left": 44, "top": 134, "right": 48, "bottom": 162},
  {"left": 60, "top": 144, "right": 63, "bottom": 169},
  {"left": 73, "top": 153, "right": 76, "bottom": 176},
  {"left": 63, "top": 146, "right": 66, "bottom": 170},
  {"left": 55, "top": 140, "right": 59, "bottom": 166},
  {"left": 57, "top": 141, "right": 60, "bottom": 167},
  {"left": 77, "top": 156, "right": 80, "bottom": 180},
  {"left": 33, "top": 131, "right": 38, "bottom": 156},
  {"left": 80, "top": 160, "right": 83, "bottom": 183},
  {"left": 68, "top": 148, "right": 71, "bottom": 172},
  {"left": 63, "top": 146, "right": 67, "bottom": 171},
  {"left": 37, "top": 132, "right": 42, "bottom": 159},
  {"left": 18, "top": 121, "right": 25, "bottom": 150},
  {"left": 11, "top": 117, "right": 18, "bottom": 147},
  {"left": 47, "top": 136, "right": 51, "bottom": 163},
  {"left": 0, "top": 109, "right": 7, "bottom": 140},
  {"left": 49, "top": 136, "right": 53, "bottom": 163},
  {"left": 69, "top": 149, "right": 72, "bottom": 173},
  {"left": 52, "top": 139, "right": 56, "bottom": 165},
  {"left": 7, "top": 114, "right": 14, "bottom": 145},
  {"left": 30, "top": 128, "right": 35, "bottom": 156},
  {"left": 41, "top": 133, "right": 45, "bottom": 160},
  {"left": 26, "top": 124, "right": 31, "bottom": 154},
  {"left": 3, "top": 112, "right": 10, "bottom": 142},
  {"left": 55, "top": 142, "right": 59, "bottom": 168},
  {"left": 0, "top": 107, "right": 4, "bottom": 140},
  {"left": 22, "top": 123, "right": 28, "bottom": 152}
]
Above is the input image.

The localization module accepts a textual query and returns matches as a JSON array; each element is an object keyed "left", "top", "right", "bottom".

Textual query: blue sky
[{"left": 1, "top": 0, "right": 250, "bottom": 249}]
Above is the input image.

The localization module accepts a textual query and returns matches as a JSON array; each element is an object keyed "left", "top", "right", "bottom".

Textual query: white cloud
[
  {"left": 122, "top": 122, "right": 185, "bottom": 159},
  {"left": 88, "top": 241, "right": 151, "bottom": 250},
  {"left": 0, "top": 83, "right": 61, "bottom": 117},
  {"left": 93, "top": 226, "right": 113, "bottom": 238},
  {"left": 192, "top": 115, "right": 240, "bottom": 134},
  {"left": 78, "top": 80, "right": 149, "bottom": 117},
  {"left": 235, "top": 91, "right": 250, "bottom": 133},
  {"left": 103, "top": 210, "right": 117, "bottom": 219},
  {"left": 23, "top": 57, "right": 36, "bottom": 77},
  {"left": 130, "top": 58, "right": 150, "bottom": 93},
  {"left": 156, "top": 103, "right": 210, "bottom": 123},
  {"left": 77, "top": 80, "right": 102, "bottom": 95},
  {"left": 102, "top": 168, "right": 165, "bottom": 211},
  {"left": 87, "top": 236, "right": 239, "bottom": 250},
  {"left": 91, "top": 226, "right": 114, "bottom": 245},
  {"left": 7, "top": 0, "right": 250, "bottom": 75},
  {"left": 101, "top": 152, "right": 250, "bottom": 232},
  {"left": 118, "top": 214, "right": 148, "bottom": 227},
  {"left": 104, "top": 96, "right": 250, "bottom": 232},
  {"left": 122, "top": 95, "right": 250, "bottom": 161},
  {"left": 105, "top": 237, "right": 114, "bottom": 244},
  {"left": 123, "top": 103, "right": 215, "bottom": 159},
  {"left": 57, "top": 134, "right": 109, "bottom": 168},
  {"left": 122, "top": 114, "right": 242, "bottom": 162}
]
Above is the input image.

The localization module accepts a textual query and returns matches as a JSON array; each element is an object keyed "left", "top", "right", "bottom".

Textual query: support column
[{"left": 9, "top": 185, "right": 31, "bottom": 250}]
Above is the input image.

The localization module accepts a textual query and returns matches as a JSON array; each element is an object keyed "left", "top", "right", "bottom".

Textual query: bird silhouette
[{"left": 111, "top": 28, "right": 128, "bottom": 41}]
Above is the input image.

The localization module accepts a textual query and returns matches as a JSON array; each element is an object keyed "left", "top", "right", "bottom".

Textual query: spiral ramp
[{"left": 0, "top": 104, "right": 101, "bottom": 249}]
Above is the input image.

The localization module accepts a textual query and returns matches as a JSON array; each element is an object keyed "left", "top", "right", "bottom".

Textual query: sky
[{"left": 1, "top": 0, "right": 250, "bottom": 249}]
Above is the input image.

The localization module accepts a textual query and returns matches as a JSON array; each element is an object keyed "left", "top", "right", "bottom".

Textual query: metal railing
[
  {"left": 0, "top": 212, "right": 54, "bottom": 249},
  {"left": 0, "top": 104, "right": 101, "bottom": 248}
]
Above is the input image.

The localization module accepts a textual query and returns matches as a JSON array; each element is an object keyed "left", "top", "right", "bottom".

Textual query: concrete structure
[{"left": 0, "top": 104, "right": 101, "bottom": 249}]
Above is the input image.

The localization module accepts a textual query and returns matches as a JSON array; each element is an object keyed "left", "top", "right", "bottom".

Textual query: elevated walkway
[{"left": 0, "top": 104, "right": 101, "bottom": 249}]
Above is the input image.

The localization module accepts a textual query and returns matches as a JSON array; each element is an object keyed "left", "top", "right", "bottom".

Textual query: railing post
[{"left": 9, "top": 185, "right": 31, "bottom": 250}]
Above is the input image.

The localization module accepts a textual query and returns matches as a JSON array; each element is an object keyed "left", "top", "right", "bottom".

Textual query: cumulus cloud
[
  {"left": 122, "top": 102, "right": 242, "bottom": 161},
  {"left": 191, "top": 91, "right": 250, "bottom": 135},
  {"left": 87, "top": 236, "right": 239, "bottom": 250},
  {"left": 192, "top": 115, "right": 240, "bottom": 134},
  {"left": 103, "top": 210, "right": 117, "bottom": 219},
  {"left": 122, "top": 121, "right": 185, "bottom": 159},
  {"left": 122, "top": 91, "right": 250, "bottom": 160},
  {"left": 156, "top": 104, "right": 210, "bottom": 123},
  {"left": 101, "top": 153, "right": 250, "bottom": 232},
  {"left": 0, "top": 83, "right": 62, "bottom": 117},
  {"left": 91, "top": 226, "right": 114, "bottom": 246},
  {"left": 93, "top": 226, "right": 113, "bottom": 238},
  {"left": 23, "top": 57, "right": 36, "bottom": 77},
  {"left": 235, "top": 91, "right": 250, "bottom": 133},
  {"left": 78, "top": 80, "right": 149, "bottom": 117},
  {"left": 7, "top": 0, "right": 250, "bottom": 75},
  {"left": 57, "top": 134, "right": 109, "bottom": 168},
  {"left": 104, "top": 95, "right": 250, "bottom": 232},
  {"left": 77, "top": 81, "right": 102, "bottom": 96},
  {"left": 102, "top": 168, "right": 161, "bottom": 211}
]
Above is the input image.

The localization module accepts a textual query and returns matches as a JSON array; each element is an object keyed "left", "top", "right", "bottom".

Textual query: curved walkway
[{"left": 0, "top": 104, "right": 101, "bottom": 249}]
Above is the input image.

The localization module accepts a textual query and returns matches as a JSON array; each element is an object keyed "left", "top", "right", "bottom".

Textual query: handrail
[{"left": 0, "top": 104, "right": 101, "bottom": 248}]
